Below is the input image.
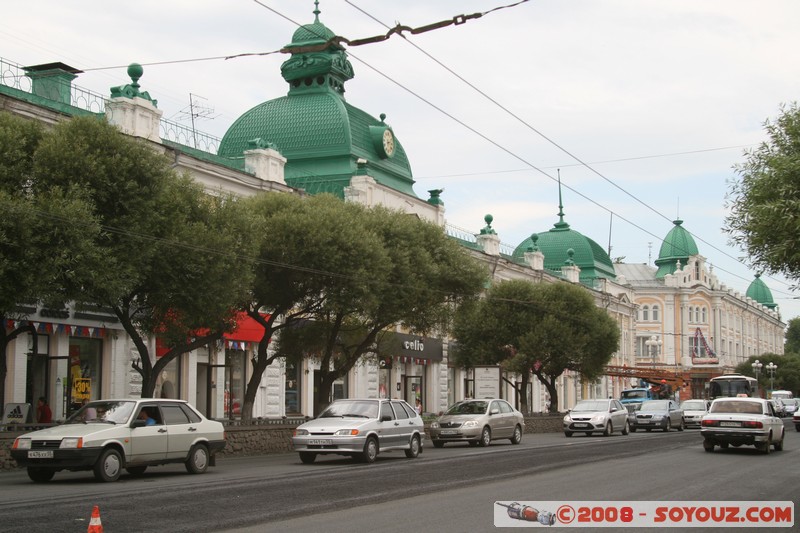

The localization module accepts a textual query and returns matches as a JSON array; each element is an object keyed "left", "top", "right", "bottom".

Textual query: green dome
[
  {"left": 655, "top": 219, "right": 699, "bottom": 278},
  {"left": 746, "top": 273, "right": 777, "bottom": 309},
  {"left": 217, "top": 6, "right": 416, "bottom": 198},
  {"left": 512, "top": 210, "right": 616, "bottom": 283}
]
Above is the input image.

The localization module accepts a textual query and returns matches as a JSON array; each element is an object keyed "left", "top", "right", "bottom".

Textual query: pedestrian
[
  {"left": 415, "top": 397, "right": 422, "bottom": 415},
  {"left": 36, "top": 396, "right": 52, "bottom": 423}
]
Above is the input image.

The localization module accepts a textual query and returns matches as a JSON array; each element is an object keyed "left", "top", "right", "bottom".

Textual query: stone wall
[{"left": 0, "top": 414, "right": 564, "bottom": 472}]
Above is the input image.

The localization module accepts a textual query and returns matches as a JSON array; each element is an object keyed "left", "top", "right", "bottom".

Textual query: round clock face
[{"left": 382, "top": 128, "right": 395, "bottom": 157}]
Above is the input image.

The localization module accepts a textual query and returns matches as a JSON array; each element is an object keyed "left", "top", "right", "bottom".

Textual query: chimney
[{"left": 23, "top": 62, "right": 82, "bottom": 105}]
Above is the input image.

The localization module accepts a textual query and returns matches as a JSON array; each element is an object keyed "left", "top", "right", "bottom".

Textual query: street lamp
[
  {"left": 645, "top": 335, "right": 662, "bottom": 367},
  {"left": 766, "top": 362, "right": 777, "bottom": 393},
  {"left": 751, "top": 359, "right": 762, "bottom": 381}
]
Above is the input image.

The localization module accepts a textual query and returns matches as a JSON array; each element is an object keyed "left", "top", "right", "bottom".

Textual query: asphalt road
[{"left": 1, "top": 422, "right": 797, "bottom": 532}]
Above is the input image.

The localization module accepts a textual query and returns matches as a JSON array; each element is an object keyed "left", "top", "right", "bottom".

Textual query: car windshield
[
  {"left": 319, "top": 400, "right": 378, "bottom": 419},
  {"left": 640, "top": 400, "right": 669, "bottom": 412},
  {"left": 445, "top": 401, "right": 488, "bottom": 415},
  {"left": 65, "top": 401, "right": 136, "bottom": 424},
  {"left": 572, "top": 401, "right": 609, "bottom": 412},
  {"left": 621, "top": 390, "right": 648, "bottom": 400},
  {"left": 710, "top": 400, "right": 763, "bottom": 415},
  {"left": 681, "top": 401, "right": 707, "bottom": 410}
]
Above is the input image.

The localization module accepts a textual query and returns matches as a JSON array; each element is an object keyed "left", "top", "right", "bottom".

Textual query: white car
[
  {"left": 680, "top": 399, "right": 711, "bottom": 428},
  {"left": 11, "top": 399, "right": 225, "bottom": 482},
  {"left": 700, "top": 397, "right": 785, "bottom": 454},
  {"left": 292, "top": 398, "right": 424, "bottom": 464},
  {"left": 562, "top": 399, "right": 630, "bottom": 437}
]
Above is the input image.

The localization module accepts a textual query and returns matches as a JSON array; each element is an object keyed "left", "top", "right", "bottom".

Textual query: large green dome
[
  {"left": 217, "top": 5, "right": 416, "bottom": 198},
  {"left": 655, "top": 219, "right": 699, "bottom": 278},
  {"left": 746, "top": 273, "right": 777, "bottom": 309},
  {"left": 512, "top": 207, "right": 616, "bottom": 283}
]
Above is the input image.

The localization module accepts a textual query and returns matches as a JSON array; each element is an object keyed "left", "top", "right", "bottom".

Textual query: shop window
[
  {"left": 224, "top": 349, "right": 246, "bottom": 418},
  {"left": 68, "top": 337, "right": 102, "bottom": 416},
  {"left": 285, "top": 360, "right": 301, "bottom": 414},
  {"left": 155, "top": 356, "right": 181, "bottom": 399}
]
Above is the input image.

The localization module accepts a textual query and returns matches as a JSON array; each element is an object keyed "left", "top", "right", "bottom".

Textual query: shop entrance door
[{"left": 403, "top": 375, "right": 423, "bottom": 407}]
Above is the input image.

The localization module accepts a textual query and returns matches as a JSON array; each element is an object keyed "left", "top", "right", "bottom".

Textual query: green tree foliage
[
  {"left": 26, "top": 116, "right": 256, "bottom": 397},
  {"left": 453, "top": 279, "right": 620, "bottom": 413},
  {"left": 267, "top": 201, "right": 486, "bottom": 416},
  {"left": 785, "top": 317, "right": 800, "bottom": 355},
  {"left": 725, "top": 102, "right": 800, "bottom": 281},
  {"left": 735, "top": 353, "right": 800, "bottom": 396},
  {"left": 0, "top": 112, "right": 100, "bottom": 409}
]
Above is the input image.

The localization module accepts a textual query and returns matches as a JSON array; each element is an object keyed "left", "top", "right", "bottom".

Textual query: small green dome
[
  {"left": 512, "top": 210, "right": 616, "bottom": 282},
  {"left": 655, "top": 219, "right": 699, "bottom": 278},
  {"left": 746, "top": 273, "right": 777, "bottom": 309}
]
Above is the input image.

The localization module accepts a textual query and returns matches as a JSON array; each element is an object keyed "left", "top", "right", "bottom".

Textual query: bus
[{"left": 708, "top": 374, "right": 758, "bottom": 399}]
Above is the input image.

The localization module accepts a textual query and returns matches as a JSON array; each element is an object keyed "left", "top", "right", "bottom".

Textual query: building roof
[
  {"left": 655, "top": 219, "right": 699, "bottom": 278},
  {"left": 746, "top": 273, "right": 777, "bottom": 309},
  {"left": 217, "top": 5, "right": 416, "bottom": 199}
]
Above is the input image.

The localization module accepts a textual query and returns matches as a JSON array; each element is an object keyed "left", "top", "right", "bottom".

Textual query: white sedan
[
  {"left": 11, "top": 399, "right": 225, "bottom": 482},
  {"left": 700, "top": 397, "right": 785, "bottom": 454}
]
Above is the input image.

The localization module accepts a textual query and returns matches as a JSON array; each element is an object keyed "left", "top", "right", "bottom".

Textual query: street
[{"left": 1, "top": 422, "right": 797, "bottom": 532}]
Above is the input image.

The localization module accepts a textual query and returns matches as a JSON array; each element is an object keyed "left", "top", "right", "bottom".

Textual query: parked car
[
  {"left": 292, "top": 398, "right": 423, "bottom": 464},
  {"left": 782, "top": 398, "right": 799, "bottom": 416},
  {"left": 563, "top": 399, "right": 629, "bottom": 437},
  {"left": 630, "top": 399, "right": 684, "bottom": 432},
  {"left": 769, "top": 398, "right": 787, "bottom": 418},
  {"left": 680, "top": 399, "right": 711, "bottom": 429},
  {"left": 701, "top": 397, "right": 785, "bottom": 454},
  {"left": 429, "top": 399, "right": 524, "bottom": 448},
  {"left": 10, "top": 399, "right": 225, "bottom": 483},
  {"left": 793, "top": 410, "right": 800, "bottom": 432}
]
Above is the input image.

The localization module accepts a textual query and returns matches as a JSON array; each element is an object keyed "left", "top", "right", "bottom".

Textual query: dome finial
[{"left": 313, "top": 0, "right": 321, "bottom": 22}]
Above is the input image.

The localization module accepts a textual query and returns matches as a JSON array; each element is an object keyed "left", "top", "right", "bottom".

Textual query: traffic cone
[{"left": 87, "top": 505, "right": 103, "bottom": 533}]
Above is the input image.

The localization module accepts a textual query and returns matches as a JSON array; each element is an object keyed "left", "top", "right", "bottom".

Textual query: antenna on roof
[{"left": 173, "top": 93, "right": 219, "bottom": 148}]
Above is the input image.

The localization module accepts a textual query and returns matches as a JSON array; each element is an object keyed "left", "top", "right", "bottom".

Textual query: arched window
[
  {"left": 642, "top": 305, "right": 650, "bottom": 321},
  {"left": 652, "top": 305, "right": 660, "bottom": 322},
  {"left": 701, "top": 307, "right": 707, "bottom": 323}
]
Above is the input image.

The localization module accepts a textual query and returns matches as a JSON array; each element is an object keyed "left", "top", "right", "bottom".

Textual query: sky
[{"left": 4, "top": 0, "right": 800, "bottom": 322}]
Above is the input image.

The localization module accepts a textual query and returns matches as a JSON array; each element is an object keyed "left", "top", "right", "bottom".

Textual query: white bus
[{"left": 708, "top": 374, "right": 758, "bottom": 399}]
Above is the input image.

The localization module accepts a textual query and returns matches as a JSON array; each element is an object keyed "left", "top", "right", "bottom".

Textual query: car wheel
[
  {"left": 185, "top": 443, "right": 210, "bottom": 474},
  {"left": 758, "top": 434, "right": 772, "bottom": 455},
  {"left": 510, "top": 425, "right": 523, "bottom": 445},
  {"left": 362, "top": 436, "right": 379, "bottom": 463},
  {"left": 773, "top": 430, "right": 784, "bottom": 452},
  {"left": 621, "top": 421, "right": 629, "bottom": 435},
  {"left": 405, "top": 435, "right": 421, "bottom": 458},
  {"left": 93, "top": 448, "right": 123, "bottom": 482},
  {"left": 478, "top": 427, "right": 491, "bottom": 447},
  {"left": 299, "top": 452, "right": 317, "bottom": 464},
  {"left": 27, "top": 467, "right": 55, "bottom": 483},
  {"left": 603, "top": 422, "right": 612, "bottom": 437},
  {"left": 678, "top": 419, "right": 685, "bottom": 431},
  {"left": 564, "top": 431, "right": 573, "bottom": 437},
  {"left": 663, "top": 419, "right": 671, "bottom": 432},
  {"left": 703, "top": 439, "right": 715, "bottom": 452},
  {"left": 125, "top": 466, "right": 147, "bottom": 476},
  {"left": 432, "top": 440, "right": 445, "bottom": 448}
]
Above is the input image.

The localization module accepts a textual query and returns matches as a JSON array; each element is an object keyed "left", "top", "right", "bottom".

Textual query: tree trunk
[{"left": 535, "top": 372, "right": 559, "bottom": 413}]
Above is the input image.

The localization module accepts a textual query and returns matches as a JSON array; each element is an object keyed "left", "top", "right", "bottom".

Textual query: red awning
[{"left": 156, "top": 312, "right": 269, "bottom": 356}]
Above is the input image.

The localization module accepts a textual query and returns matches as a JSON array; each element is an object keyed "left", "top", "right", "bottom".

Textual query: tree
[
  {"left": 0, "top": 112, "right": 101, "bottom": 410},
  {"left": 725, "top": 102, "right": 800, "bottom": 281},
  {"left": 453, "top": 279, "right": 620, "bottom": 413},
  {"left": 785, "top": 317, "right": 800, "bottom": 355},
  {"left": 28, "top": 116, "right": 256, "bottom": 398},
  {"left": 271, "top": 202, "right": 487, "bottom": 416},
  {"left": 735, "top": 353, "right": 800, "bottom": 396}
]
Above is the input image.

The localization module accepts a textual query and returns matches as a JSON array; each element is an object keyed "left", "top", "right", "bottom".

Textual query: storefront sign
[
  {"left": 72, "top": 377, "right": 91, "bottom": 401},
  {"left": 392, "top": 332, "right": 443, "bottom": 362},
  {"left": 2, "top": 403, "right": 32, "bottom": 424}
]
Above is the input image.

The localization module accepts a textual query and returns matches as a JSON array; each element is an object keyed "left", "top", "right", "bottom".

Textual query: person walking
[{"left": 36, "top": 397, "right": 52, "bottom": 423}]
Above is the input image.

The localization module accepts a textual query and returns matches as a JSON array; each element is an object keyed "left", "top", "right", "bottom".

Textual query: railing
[
  {"left": 445, "top": 222, "right": 519, "bottom": 256},
  {"left": 0, "top": 56, "right": 220, "bottom": 155}
]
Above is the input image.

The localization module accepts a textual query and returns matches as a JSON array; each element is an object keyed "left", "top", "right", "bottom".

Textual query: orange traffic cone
[{"left": 87, "top": 505, "right": 103, "bottom": 533}]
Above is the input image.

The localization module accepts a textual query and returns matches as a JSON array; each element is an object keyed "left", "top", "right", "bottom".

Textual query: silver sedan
[
  {"left": 429, "top": 399, "right": 524, "bottom": 447},
  {"left": 563, "top": 399, "right": 630, "bottom": 437}
]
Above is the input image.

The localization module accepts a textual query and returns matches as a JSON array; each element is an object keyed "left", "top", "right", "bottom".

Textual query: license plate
[
  {"left": 573, "top": 423, "right": 590, "bottom": 428},
  {"left": 308, "top": 439, "right": 331, "bottom": 445},
  {"left": 440, "top": 429, "right": 457, "bottom": 435},
  {"left": 720, "top": 421, "right": 740, "bottom": 427},
  {"left": 28, "top": 450, "right": 53, "bottom": 459}
]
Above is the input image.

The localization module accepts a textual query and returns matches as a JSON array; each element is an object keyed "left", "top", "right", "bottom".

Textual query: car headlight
[
  {"left": 463, "top": 420, "right": 478, "bottom": 428},
  {"left": 334, "top": 429, "right": 359, "bottom": 436},
  {"left": 13, "top": 438, "right": 31, "bottom": 450},
  {"left": 562, "top": 416, "right": 571, "bottom": 423},
  {"left": 293, "top": 429, "right": 309, "bottom": 436},
  {"left": 60, "top": 437, "right": 83, "bottom": 449},
  {"left": 650, "top": 414, "right": 663, "bottom": 420},
  {"left": 591, "top": 414, "right": 606, "bottom": 422},
  {"left": 430, "top": 422, "right": 439, "bottom": 429}
]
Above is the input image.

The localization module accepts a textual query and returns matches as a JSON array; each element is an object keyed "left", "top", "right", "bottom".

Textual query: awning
[{"left": 156, "top": 311, "right": 270, "bottom": 356}]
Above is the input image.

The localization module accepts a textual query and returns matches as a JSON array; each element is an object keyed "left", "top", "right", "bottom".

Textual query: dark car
[{"left": 630, "top": 399, "right": 684, "bottom": 432}]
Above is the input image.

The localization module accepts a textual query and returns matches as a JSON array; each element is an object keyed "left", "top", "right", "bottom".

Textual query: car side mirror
[
  {"left": 380, "top": 415, "right": 393, "bottom": 422},
  {"left": 490, "top": 409, "right": 499, "bottom": 415},
  {"left": 131, "top": 419, "right": 147, "bottom": 428},
  {"left": 610, "top": 407, "right": 618, "bottom": 412}
]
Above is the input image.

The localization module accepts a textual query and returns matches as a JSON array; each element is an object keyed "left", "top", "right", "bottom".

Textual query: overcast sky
[{"left": 5, "top": 0, "right": 800, "bottom": 324}]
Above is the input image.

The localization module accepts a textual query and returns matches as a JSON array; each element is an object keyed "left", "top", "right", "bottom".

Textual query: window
[
  {"left": 642, "top": 305, "right": 650, "bottom": 321},
  {"left": 701, "top": 307, "right": 707, "bottom": 323},
  {"left": 162, "top": 404, "right": 190, "bottom": 425},
  {"left": 68, "top": 337, "right": 103, "bottom": 415},
  {"left": 380, "top": 402, "right": 395, "bottom": 421},
  {"left": 392, "top": 402, "right": 410, "bottom": 419},
  {"left": 652, "top": 305, "right": 660, "bottom": 322}
]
